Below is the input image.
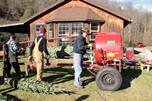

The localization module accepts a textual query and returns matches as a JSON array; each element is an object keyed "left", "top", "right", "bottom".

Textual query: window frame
[
  {"left": 57, "top": 22, "right": 83, "bottom": 46},
  {"left": 48, "top": 23, "right": 54, "bottom": 42},
  {"left": 34, "top": 23, "right": 46, "bottom": 38},
  {"left": 89, "top": 22, "right": 100, "bottom": 41}
]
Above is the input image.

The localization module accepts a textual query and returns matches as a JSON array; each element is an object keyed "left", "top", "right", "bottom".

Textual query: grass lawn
[{"left": 0, "top": 50, "right": 152, "bottom": 101}]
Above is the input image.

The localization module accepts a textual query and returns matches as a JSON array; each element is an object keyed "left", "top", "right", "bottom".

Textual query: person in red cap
[{"left": 28, "top": 26, "right": 50, "bottom": 81}]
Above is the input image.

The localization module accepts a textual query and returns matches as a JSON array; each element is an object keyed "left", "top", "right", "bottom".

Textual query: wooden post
[{"left": 28, "top": 33, "right": 30, "bottom": 47}]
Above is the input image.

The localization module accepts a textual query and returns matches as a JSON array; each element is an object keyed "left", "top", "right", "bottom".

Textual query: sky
[{"left": 111, "top": 0, "right": 152, "bottom": 12}]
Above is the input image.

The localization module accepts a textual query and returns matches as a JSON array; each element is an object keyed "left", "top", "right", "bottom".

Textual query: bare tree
[
  {"left": 0, "top": 0, "right": 7, "bottom": 17},
  {"left": 4, "top": 0, "right": 26, "bottom": 21},
  {"left": 33, "top": 0, "right": 58, "bottom": 13},
  {"left": 143, "top": 17, "right": 152, "bottom": 46},
  {"left": 91, "top": 0, "right": 152, "bottom": 46}
]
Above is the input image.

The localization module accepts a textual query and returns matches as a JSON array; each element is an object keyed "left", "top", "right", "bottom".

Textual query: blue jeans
[{"left": 74, "top": 53, "right": 83, "bottom": 86}]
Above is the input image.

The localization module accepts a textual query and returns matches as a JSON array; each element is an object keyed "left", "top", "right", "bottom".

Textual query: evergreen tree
[{"left": 23, "top": 6, "right": 34, "bottom": 20}]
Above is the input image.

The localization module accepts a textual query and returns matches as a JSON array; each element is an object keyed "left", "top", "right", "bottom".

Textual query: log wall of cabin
[{"left": 30, "top": 0, "right": 124, "bottom": 46}]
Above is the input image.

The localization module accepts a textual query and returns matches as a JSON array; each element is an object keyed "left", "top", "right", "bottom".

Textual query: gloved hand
[
  {"left": 88, "top": 44, "right": 92, "bottom": 47},
  {"left": 47, "top": 55, "right": 50, "bottom": 59},
  {"left": 20, "top": 48, "right": 24, "bottom": 51},
  {"left": 28, "top": 56, "right": 33, "bottom": 62}
]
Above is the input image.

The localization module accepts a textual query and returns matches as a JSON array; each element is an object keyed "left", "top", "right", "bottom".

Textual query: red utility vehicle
[{"left": 136, "top": 43, "right": 144, "bottom": 48}]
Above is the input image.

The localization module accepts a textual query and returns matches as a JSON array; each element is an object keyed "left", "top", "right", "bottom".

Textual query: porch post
[{"left": 28, "top": 33, "right": 30, "bottom": 47}]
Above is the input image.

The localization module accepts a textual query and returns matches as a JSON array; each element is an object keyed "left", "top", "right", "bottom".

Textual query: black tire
[{"left": 96, "top": 67, "right": 122, "bottom": 91}]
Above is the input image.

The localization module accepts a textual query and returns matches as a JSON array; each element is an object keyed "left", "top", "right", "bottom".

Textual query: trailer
[{"left": 2, "top": 32, "right": 123, "bottom": 91}]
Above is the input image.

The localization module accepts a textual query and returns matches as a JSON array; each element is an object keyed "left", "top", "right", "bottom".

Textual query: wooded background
[{"left": 0, "top": 0, "right": 152, "bottom": 49}]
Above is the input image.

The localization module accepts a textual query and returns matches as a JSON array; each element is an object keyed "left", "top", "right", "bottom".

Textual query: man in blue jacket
[{"left": 73, "top": 27, "right": 92, "bottom": 89}]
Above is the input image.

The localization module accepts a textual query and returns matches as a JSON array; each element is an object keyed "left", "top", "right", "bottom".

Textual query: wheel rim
[{"left": 102, "top": 73, "right": 115, "bottom": 85}]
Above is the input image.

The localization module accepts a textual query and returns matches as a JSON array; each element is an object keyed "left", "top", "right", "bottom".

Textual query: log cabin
[{"left": 0, "top": 0, "right": 131, "bottom": 46}]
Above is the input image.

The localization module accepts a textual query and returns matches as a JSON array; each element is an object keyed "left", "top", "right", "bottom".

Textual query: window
[
  {"left": 48, "top": 23, "right": 54, "bottom": 42},
  {"left": 58, "top": 22, "right": 83, "bottom": 46},
  {"left": 72, "top": 22, "right": 83, "bottom": 35},
  {"left": 58, "top": 23, "right": 70, "bottom": 36},
  {"left": 90, "top": 22, "right": 100, "bottom": 41},
  {"left": 71, "top": 22, "right": 83, "bottom": 45},
  {"left": 35, "top": 23, "right": 46, "bottom": 38},
  {"left": 58, "top": 23, "right": 70, "bottom": 46}
]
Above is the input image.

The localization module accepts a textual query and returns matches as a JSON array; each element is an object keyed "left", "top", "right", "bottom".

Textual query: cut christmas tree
[{"left": 7, "top": 78, "right": 67, "bottom": 95}]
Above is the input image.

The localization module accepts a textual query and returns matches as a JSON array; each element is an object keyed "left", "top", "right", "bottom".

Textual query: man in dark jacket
[
  {"left": 29, "top": 26, "right": 50, "bottom": 81},
  {"left": 73, "top": 27, "right": 92, "bottom": 89}
]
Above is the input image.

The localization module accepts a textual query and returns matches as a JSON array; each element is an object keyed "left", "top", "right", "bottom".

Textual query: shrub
[
  {"left": 0, "top": 33, "right": 4, "bottom": 50},
  {"left": 23, "top": 6, "right": 34, "bottom": 20}
]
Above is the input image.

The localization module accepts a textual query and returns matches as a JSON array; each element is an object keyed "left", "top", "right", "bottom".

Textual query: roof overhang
[
  {"left": 46, "top": 7, "right": 105, "bottom": 23},
  {"left": 0, "top": 23, "right": 29, "bottom": 33}
]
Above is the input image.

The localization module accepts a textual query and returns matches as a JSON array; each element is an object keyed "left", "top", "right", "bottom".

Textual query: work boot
[
  {"left": 74, "top": 85, "right": 83, "bottom": 89},
  {"left": 79, "top": 81, "right": 83, "bottom": 86},
  {"left": 4, "top": 78, "right": 8, "bottom": 81},
  {"left": 5, "top": 78, "right": 12, "bottom": 86}
]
